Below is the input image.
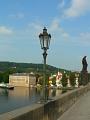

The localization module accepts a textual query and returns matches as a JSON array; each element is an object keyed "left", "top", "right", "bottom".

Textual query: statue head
[{"left": 84, "top": 56, "right": 87, "bottom": 58}]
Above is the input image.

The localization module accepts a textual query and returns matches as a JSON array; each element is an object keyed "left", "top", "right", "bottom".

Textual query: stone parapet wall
[{"left": 0, "top": 84, "right": 90, "bottom": 120}]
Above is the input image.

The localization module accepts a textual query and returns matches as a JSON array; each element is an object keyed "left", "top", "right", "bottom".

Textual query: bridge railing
[{"left": 0, "top": 84, "right": 90, "bottom": 120}]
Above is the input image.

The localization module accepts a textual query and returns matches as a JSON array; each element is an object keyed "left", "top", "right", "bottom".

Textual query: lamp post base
[
  {"left": 38, "top": 87, "right": 52, "bottom": 104},
  {"left": 38, "top": 98, "right": 53, "bottom": 104}
]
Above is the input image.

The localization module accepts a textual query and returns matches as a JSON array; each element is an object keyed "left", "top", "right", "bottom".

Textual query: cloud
[
  {"left": 49, "top": 19, "right": 69, "bottom": 39},
  {"left": 67, "top": 32, "right": 90, "bottom": 47},
  {"left": 0, "top": 26, "right": 13, "bottom": 35},
  {"left": 63, "top": 0, "right": 90, "bottom": 18},
  {"left": 27, "top": 22, "right": 44, "bottom": 40},
  {"left": 27, "top": 19, "right": 69, "bottom": 44},
  {"left": 9, "top": 13, "right": 24, "bottom": 19},
  {"left": 49, "top": 19, "right": 60, "bottom": 31},
  {"left": 79, "top": 32, "right": 90, "bottom": 43},
  {"left": 58, "top": 0, "right": 65, "bottom": 8},
  {"left": 28, "top": 22, "right": 43, "bottom": 32}
]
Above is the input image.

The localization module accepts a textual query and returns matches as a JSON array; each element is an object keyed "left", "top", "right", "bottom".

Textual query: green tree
[
  {"left": 0, "top": 72, "right": 4, "bottom": 83},
  {"left": 61, "top": 74, "right": 67, "bottom": 87},
  {"left": 38, "top": 76, "right": 43, "bottom": 85},
  {"left": 3, "top": 71, "right": 9, "bottom": 83},
  {"left": 69, "top": 72, "right": 75, "bottom": 86},
  {"left": 52, "top": 76, "right": 56, "bottom": 85}
]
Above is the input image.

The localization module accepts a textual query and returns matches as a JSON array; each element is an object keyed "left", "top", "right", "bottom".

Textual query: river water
[{"left": 0, "top": 87, "right": 62, "bottom": 114}]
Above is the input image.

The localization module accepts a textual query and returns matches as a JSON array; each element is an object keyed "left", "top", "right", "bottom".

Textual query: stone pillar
[
  {"left": 75, "top": 73, "right": 79, "bottom": 87},
  {"left": 75, "top": 77, "right": 79, "bottom": 87},
  {"left": 67, "top": 78, "right": 71, "bottom": 87},
  {"left": 81, "top": 71, "right": 88, "bottom": 85}
]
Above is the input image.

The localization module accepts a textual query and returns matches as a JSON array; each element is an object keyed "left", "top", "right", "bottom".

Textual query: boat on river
[{"left": 0, "top": 83, "right": 14, "bottom": 90}]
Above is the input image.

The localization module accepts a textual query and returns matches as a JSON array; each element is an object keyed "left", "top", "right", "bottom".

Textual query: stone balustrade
[{"left": 0, "top": 84, "right": 90, "bottom": 120}]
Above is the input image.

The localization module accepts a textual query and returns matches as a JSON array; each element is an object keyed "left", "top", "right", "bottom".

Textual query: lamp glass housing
[{"left": 39, "top": 27, "right": 51, "bottom": 50}]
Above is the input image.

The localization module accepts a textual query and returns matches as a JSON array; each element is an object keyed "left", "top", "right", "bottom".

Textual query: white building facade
[{"left": 9, "top": 73, "right": 36, "bottom": 87}]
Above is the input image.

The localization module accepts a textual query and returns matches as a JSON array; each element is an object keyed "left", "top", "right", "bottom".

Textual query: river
[{"left": 0, "top": 87, "right": 62, "bottom": 114}]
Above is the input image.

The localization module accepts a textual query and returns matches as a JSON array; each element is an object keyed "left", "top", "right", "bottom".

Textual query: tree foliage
[
  {"left": 61, "top": 74, "right": 67, "bottom": 87},
  {"left": 0, "top": 61, "right": 69, "bottom": 83},
  {"left": 69, "top": 72, "right": 76, "bottom": 86},
  {"left": 52, "top": 77, "right": 56, "bottom": 85}
]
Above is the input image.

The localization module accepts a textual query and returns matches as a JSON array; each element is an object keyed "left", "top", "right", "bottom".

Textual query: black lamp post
[{"left": 39, "top": 27, "right": 51, "bottom": 102}]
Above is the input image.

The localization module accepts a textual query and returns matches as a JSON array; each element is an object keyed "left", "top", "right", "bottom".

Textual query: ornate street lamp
[{"left": 39, "top": 27, "right": 51, "bottom": 102}]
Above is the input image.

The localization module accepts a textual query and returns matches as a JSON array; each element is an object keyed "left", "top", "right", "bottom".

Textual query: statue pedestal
[
  {"left": 81, "top": 70, "right": 88, "bottom": 85},
  {"left": 67, "top": 79, "right": 71, "bottom": 87},
  {"left": 75, "top": 77, "right": 79, "bottom": 87}
]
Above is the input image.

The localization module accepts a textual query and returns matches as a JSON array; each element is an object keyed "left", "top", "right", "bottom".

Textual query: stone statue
[
  {"left": 82, "top": 56, "right": 88, "bottom": 71},
  {"left": 81, "top": 56, "right": 88, "bottom": 85}
]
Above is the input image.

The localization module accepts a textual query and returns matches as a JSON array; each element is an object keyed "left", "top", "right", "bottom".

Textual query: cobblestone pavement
[{"left": 58, "top": 91, "right": 90, "bottom": 120}]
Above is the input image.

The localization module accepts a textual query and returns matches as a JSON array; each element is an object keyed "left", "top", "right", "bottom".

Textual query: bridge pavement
[{"left": 58, "top": 90, "right": 90, "bottom": 120}]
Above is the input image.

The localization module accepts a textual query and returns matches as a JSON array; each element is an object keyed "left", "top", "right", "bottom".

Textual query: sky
[{"left": 0, "top": 0, "right": 90, "bottom": 72}]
